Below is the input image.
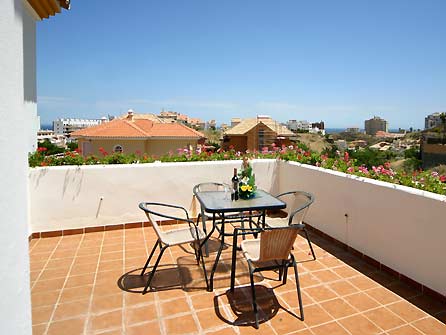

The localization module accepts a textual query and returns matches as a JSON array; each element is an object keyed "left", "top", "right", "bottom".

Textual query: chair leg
[
  {"left": 198, "top": 241, "right": 209, "bottom": 290},
  {"left": 282, "top": 261, "right": 289, "bottom": 285},
  {"left": 142, "top": 245, "right": 167, "bottom": 295},
  {"left": 141, "top": 240, "right": 160, "bottom": 276},
  {"left": 291, "top": 254, "right": 304, "bottom": 321},
  {"left": 248, "top": 261, "right": 259, "bottom": 329},
  {"left": 303, "top": 227, "right": 316, "bottom": 260}
]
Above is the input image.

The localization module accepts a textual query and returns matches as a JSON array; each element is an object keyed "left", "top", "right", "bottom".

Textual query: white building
[
  {"left": 53, "top": 117, "right": 107, "bottom": 136},
  {"left": 287, "top": 120, "right": 311, "bottom": 132},
  {"left": 425, "top": 112, "right": 445, "bottom": 130},
  {"left": 0, "top": 1, "right": 70, "bottom": 333}
]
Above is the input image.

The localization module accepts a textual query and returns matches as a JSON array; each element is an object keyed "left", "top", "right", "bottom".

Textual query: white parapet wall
[
  {"left": 29, "top": 159, "right": 279, "bottom": 232},
  {"left": 279, "top": 160, "right": 446, "bottom": 297},
  {"left": 29, "top": 159, "right": 446, "bottom": 296}
]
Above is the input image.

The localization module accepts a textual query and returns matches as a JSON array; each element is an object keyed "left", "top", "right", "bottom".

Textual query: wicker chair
[
  {"left": 231, "top": 225, "right": 305, "bottom": 328},
  {"left": 138, "top": 202, "right": 208, "bottom": 294},
  {"left": 265, "top": 191, "right": 316, "bottom": 260}
]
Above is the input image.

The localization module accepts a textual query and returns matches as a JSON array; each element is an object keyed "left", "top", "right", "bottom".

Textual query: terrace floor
[{"left": 29, "top": 224, "right": 446, "bottom": 335}]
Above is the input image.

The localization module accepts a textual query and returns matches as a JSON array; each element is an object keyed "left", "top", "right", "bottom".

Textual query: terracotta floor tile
[
  {"left": 160, "top": 297, "right": 191, "bottom": 316},
  {"left": 312, "top": 269, "right": 342, "bottom": 283},
  {"left": 90, "top": 310, "right": 122, "bottom": 332},
  {"left": 301, "top": 260, "right": 327, "bottom": 272},
  {"left": 196, "top": 308, "right": 227, "bottom": 330},
  {"left": 32, "top": 323, "right": 47, "bottom": 335},
  {"left": 94, "top": 281, "right": 123, "bottom": 297},
  {"left": 125, "top": 292, "right": 156, "bottom": 307},
  {"left": 65, "top": 273, "right": 95, "bottom": 288},
  {"left": 156, "top": 289, "right": 187, "bottom": 301},
  {"left": 164, "top": 314, "right": 198, "bottom": 334},
  {"left": 32, "top": 277, "right": 66, "bottom": 293},
  {"left": 237, "top": 322, "right": 275, "bottom": 334},
  {"left": 338, "top": 314, "right": 381, "bottom": 335},
  {"left": 126, "top": 320, "right": 162, "bottom": 335},
  {"left": 348, "top": 275, "right": 380, "bottom": 290},
  {"left": 320, "top": 298, "right": 357, "bottom": 319},
  {"left": 387, "top": 325, "right": 424, "bottom": 335},
  {"left": 304, "top": 286, "right": 337, "bottom": 302},
  {"left": 366, "top": 286, "right": 401, "bottom": 305},
  {"left": 301, "top": 304, "right": 333, "bottom": 327},
  {"left": 32, "top": 305, "right": 54, "bottom": 325},
  {"left": 387, "top": 300, "right": 428, "bottom": 323},
  {"left": 100, "top": 251, "right": 123, "bottom": 262},
  {"left": 47, "top": 317, "right": 85, "bottom": 335},
  {"left": 332, "top": 265, "right": 359, "bottom": 279},
  {"left": 363, "top": 307, "right": 406, "bottom": 330},
  {"left": 98, "top": 260, "right": 123, "bottom": 272},
  {"left": 190, "top": 292, "right": 216, "bottom": 311},
  {"left": 59, "top": 285, "right": 93, "bottom": 304},
  {"left": 74, "top": 255, "right": 100, "bottom": 265},
  {"left": 412, "top": 317, "right": 446, "bottom": 335},
  {"left": 31, "top": 291, "right": 61, "bottom": 307},
  {"left": 279, "top": 290, "right": 313, "bottom": 308},
  {"left": 311, "top": 321, "right": 350, "bottom": 335},
  {"left": 205, "top": 327, "right": 237, "bottom": 335},
  {"left": 344, "top": 292, "right": 381, "bottom": 312},
  {"left": 52, "top": 299, "right": 90, "bottom": 321},
  {"left": 269, "top": 311, "right": 307, "bottom": 334},
  {"left": 71, "top": 263, "right": 97, "bottom": 275},
  {"left": 39, "top": 268, "right": 69, "bottom": 280},
  {"left": 45, "top": 259, "right": 71, "bottom": 269},
  {"left": 91, "top": 293, "right": 123, "bottom": 314},
  {"left": 328, "top": 280, "right": 359, "bottom": 296},
  {"left": 319, "top": 256, "right": 344, "bottom": 268},
  {"left": 125, "top": 304, "right": 158, "bottom": 325}
]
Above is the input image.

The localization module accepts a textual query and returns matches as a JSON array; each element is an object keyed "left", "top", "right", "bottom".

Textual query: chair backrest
[
  {"left": 193, "top": 182, "right": 227, "bottom": 193},
  {"left": 276, "top": 191, "right": 314, "bottom": 225},
  {"left": 258, "top": 225, "right": 300, "bottom": 262},
  {"left": 139, "top": 202, "right": 191, "bottom": 239}
]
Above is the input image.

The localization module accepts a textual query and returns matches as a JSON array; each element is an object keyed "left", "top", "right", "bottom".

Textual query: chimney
[{"left": 127, "top": 109, "right": 134, "bottom": 121}]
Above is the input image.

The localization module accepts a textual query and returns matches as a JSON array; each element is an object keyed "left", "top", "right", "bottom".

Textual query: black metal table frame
[{"left": 193, "top": 189, "right": 286, "bottom": 291}]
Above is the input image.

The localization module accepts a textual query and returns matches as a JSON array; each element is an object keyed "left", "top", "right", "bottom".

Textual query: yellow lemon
[{"left": 240, "top": 185, "right": 248, "bottom": 192}]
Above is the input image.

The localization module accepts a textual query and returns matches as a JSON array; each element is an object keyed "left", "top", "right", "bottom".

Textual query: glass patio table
[{"left": 193, "top": 188, "right": 286, "bottom": 291}]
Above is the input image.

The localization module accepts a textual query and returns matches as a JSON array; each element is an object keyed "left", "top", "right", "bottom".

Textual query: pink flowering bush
[{"left": 29, "top": 144, "right": 446, "bottom": 195}]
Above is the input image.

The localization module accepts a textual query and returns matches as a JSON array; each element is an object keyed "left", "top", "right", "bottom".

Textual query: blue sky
[{"left": 37, "top": 1, "right": 446, "bottom": 128}]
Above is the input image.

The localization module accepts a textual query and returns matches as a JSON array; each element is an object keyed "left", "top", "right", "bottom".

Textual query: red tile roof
[{"left": 71, "top": 119, "right": 205, "bottom": 139}]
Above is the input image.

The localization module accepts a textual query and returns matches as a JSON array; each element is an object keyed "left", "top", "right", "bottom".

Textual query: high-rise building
[
  {"left": 365, "top": 116, "right": 388, "bottom": 135},
  {"left": 425, "top": 112, "right": 445, "bottom": 130}
]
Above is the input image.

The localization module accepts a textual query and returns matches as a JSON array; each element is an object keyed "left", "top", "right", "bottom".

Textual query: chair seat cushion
[
  {"left": 241, "top": 239, "right": 261, "bottom": 262},
  {"left": 265, "top": 217, "right": 289, "bottom": 228},
  {"left": 161, "top": 226, "right": 206, "bottom": 246}
]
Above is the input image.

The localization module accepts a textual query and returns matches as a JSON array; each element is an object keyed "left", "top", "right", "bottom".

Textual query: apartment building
[{"left": 53, "top": 117, "right": 108, "bottom": 136}]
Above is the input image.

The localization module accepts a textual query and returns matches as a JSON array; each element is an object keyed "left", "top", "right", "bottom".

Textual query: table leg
[
  {"left": 209, "top": 214, "right": 225, "bottom": 291},
  {"left": 230, "top": 228, "right": 238, "bottom": 292}
]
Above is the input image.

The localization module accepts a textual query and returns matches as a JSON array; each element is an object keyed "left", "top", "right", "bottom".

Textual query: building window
[{"left": 113, "top": 145, "right": 123, "bottom": 153}]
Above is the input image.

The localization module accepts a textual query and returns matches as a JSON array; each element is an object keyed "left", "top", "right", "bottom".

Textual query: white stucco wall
[
  {"left": 279, "top": 161, "right": 446, "bottom": 296},
  {"left": 29, "top": 160, "right": 278, "bottom": 232},
  {"left": 0, "top": 1, "right": 32, "bottom": 334},
  {"left": 23, "top": 7, "right": 38, "bottom": 152}
]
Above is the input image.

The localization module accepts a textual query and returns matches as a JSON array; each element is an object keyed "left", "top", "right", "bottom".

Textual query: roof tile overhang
[{"left": 26, "top": 0, "right": 70, "bottom": 20}]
